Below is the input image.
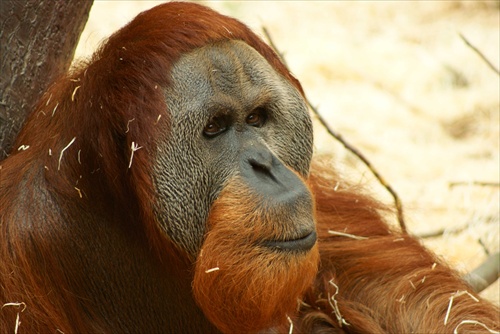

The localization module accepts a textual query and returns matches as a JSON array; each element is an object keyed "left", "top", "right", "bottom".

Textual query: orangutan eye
[
  {"left": 203, "top": 117, "right": 227, "bottom": 137},
  {"left": 246, "top": 108, "right": 266, "bottom": 127}
]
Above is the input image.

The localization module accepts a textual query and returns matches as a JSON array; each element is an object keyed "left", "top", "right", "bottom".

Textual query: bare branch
[
  {"left": 309, "top": 102, "right": 407, "bottom": 233},
  {"left": 262, "top": 27, "right": 288, "bottom": 67},
  {"left": 463, "top": 252, "right": 500, "bottom": 293},
  {"left": 459, "top": 33, "right": 500, "bottom": 76},
  {"left": 416, "top": 226, "right": 467, "bottom": 239},
  {"left": 449, "top": 181, "right": 500, "bottom": 188}
]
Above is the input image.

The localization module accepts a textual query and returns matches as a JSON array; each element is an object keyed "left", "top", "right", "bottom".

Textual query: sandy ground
[{"left": 75, "top": 1, "right": 499, "bottom": 305}]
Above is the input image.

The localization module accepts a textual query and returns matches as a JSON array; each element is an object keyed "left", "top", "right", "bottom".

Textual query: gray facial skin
[{"left": 153, "top": 40, "right": 313, "bottom": 257}]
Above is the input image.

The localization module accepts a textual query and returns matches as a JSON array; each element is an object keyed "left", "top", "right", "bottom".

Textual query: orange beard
[{"left": 193, "top": 178, "right": 319, "bottom": 333}]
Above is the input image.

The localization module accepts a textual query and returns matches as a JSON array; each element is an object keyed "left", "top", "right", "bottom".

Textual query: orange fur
[
  {"left": 1, "top": 2, "right": 498, "bottom": 333},
  {"left": 278, "top": 161, "right": 499, "bottom": 333},
  {"left": 193, "top": 177, "right": 319, "bottom": 333}
]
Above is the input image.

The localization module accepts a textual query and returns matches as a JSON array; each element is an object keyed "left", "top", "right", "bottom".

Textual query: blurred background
[{"left": 75, "top": 1, "right": 499, "bottom": 304}]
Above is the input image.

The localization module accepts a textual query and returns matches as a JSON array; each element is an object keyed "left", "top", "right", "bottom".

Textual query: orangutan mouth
[{"left": 263, "top": 230, "right": 317, "bottom": 252}]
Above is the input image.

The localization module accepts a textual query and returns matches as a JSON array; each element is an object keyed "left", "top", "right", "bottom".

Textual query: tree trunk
[{"left": 0, "top": 0, "right": 93, "bottom": 160}]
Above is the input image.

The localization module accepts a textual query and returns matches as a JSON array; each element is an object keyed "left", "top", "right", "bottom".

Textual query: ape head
[
  {"left": 2, "top": 2, "right": 319, "bottom": 333},
  {"left": 155, "top": 40, "right": 315, "bottom": 258}
]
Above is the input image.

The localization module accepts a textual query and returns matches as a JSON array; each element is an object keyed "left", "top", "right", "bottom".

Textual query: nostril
[
  {"left": 248, "top": 157, "right": 278, "bottom": 183},
  {"left": 248, "top": 158, "right": 271, "bottom": 173}
]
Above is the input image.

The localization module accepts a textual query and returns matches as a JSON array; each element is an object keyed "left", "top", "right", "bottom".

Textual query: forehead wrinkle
[
  {"left": 168, "top": 40, "right": 291, "bottom": 125},
  {"left": 204, "top": 44, "right": 254, "bottom": 105}
]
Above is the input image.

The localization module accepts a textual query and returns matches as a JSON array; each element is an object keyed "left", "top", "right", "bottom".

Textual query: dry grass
[{"left": 76, "top": 1, "right": 499, "bottom": 305}]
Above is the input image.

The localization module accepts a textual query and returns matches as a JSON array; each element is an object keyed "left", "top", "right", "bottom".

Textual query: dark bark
[{"left": 0, "top": 0, "right": 93, "bottom": 159}]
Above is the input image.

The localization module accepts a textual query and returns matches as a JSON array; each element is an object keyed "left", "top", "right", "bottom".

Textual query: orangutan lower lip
[{"left": 263, "top": 230, "right": 317, "bottom": 252}]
